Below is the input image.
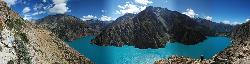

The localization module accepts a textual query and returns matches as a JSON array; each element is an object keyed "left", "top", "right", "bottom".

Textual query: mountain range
[
  {"left": 1, "top": 0, "right": 247, "bottom": 63},
  {"left": 36, "top": 14, "right": 110, "bottom": 41},
  {"left": 35, "top": 6, "right": 235, "bottom": 49},
  {"left": 92, "top": 6, "right": 236, "bottom": 49}
]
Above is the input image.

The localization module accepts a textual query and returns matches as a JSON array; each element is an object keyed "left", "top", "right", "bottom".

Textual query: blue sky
[{"left": 3, "top": 0, "right": 250, "bottom": 24}]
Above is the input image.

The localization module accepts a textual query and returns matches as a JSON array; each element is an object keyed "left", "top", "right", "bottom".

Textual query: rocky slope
[
  {"left": 231, "top": 21, "right": 250, "bottom": 41},
  {"left": 212, "top": 20, "right": 250, "bottom": 63},
  {"left": 154, "top": 55, "right": 213, "bottom": 64},
  {"left": 0, "top": 1, "right": 92, "bottom": 64},
  {"left": 92, "top": 6, "right": 215, "bottom": 49}
]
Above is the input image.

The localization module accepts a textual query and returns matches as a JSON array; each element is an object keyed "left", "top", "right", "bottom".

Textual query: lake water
[{"left": 67, "top": 36, "right": 231, "bottom": 64}]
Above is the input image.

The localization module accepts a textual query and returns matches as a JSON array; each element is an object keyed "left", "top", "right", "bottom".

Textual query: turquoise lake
[{"left": 67, "top": 36, "right": 231, "bottom": 64}]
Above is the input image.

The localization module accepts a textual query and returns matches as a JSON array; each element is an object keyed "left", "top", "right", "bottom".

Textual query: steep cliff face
[
  {"left": 0, "top": 1, "right": 91, "bottom": 64},
  {"left": 92, "top": 6, "right": 210, "bottom": 49}
]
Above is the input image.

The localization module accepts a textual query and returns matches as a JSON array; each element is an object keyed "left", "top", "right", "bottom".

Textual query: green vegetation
[
  {"left": 18, "top": 33, "right": 29, "bottom": 43},
  {"left": 7, "top": 60, "right": 14, "bottom": 64},
  {"left": 15, "top": 38, "right": 31, "bottom": 64},
  {"left": 5, "top": 19, "right": 25, "bottom": 30},
  {"left": 14, "top": 31, "right": 31, "bottom": 64},
  {"left": 0, "top": 46, "right": 2, "bottom": 52}
]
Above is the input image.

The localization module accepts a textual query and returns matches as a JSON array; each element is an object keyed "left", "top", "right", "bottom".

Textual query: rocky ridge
[
  {"left": 0, "top": 1, "right": 92, "bottom": 64},
  {"left": 212, "top": 20, "right": 250, "bottom": 63}
]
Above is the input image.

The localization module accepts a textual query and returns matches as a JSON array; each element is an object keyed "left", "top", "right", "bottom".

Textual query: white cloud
[
  {"left": 246, "top": 19, "right": 250, "bottom": 22},
  {"left": 101, "top": 10, "right": 105, "bottom": 13},
  {"left": 42, "top": 0, "right": 46, "bottom": 3},
  {"left": 116, "top": 2, "right": 147, "bottom": 15},
  {"left": 32, "top": 11, "right": 46, "bottom": 16},
  {"left": 3, "top": 0, "right": 17, "bottom": 6},
  {"left": 222, "top": 20, "right": 241, "bottom": 25},
  {"left": 100, "top": 15, "right": 112, "bottom": 21},
  {"left": 22, "top": 7, "right": 31, "bottom": 13},
  {"left": 33, "top": 3, "right": 44, "bottom": 11},
  {"left": 43, "top": 4, "right": 53, "bottom": 10},
  {"left": 134, "top": 0, "right": 153, "bottom": 5},
  {"left": 23, "top": 14, "right": 32, "bottom": 20},
  {"left": 231, "top": 22, "right": 241, "bottom": 25},
  {"left": 139, "top": 6, "right": 147, "bottom": 11},
  {"left": 182, "top": 8, "right": 198, "bottom": 18},
  {"left": 28, "top": 3, "right": 48, "bottom": 16},
  {"left": 222, "top": 20, "right": 230, "bottom": 24},
  {"left": 22, "top": 7, "right": 34, "bottom": 20},
  {"left": 205, "top": 16, "right": 212, "bottom": 20},
  {"left": 81, "top": 15, "right": 97, "bottom": 21},
  {"left": 49, "top": 0, "right": 69, "bottom": 14},
  {"left": 115, "top": 0, "right": 152, "bottom": 16},
  {"left": 52, "top": 0, "right": 67, "bottom": 4}
]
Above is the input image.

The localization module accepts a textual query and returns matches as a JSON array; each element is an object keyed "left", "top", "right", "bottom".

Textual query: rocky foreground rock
[
  {"left": 0, "top": 1, "right": 92, "bottom": 64},
  {"left": 154, "top": 55, "right": 213, "bottom": 64}
]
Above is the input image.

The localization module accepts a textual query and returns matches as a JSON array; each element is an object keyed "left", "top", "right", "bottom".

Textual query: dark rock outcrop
[{"left": 92, "top": 6, "right": 212, "bottom": 49}]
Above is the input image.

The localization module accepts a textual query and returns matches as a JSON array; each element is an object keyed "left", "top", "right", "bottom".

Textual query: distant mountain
[
  {"left": 36, "top": 14, "right": 110, "bottom": 41},
  {"left": 195, "top": 18, "right": 236, "bottom": 33},
  {"left": 0, "top": 1, "right": 91, "bottom": 64},
  {"left": 84, "top": 19, "right": 111, "bottom": 34},
  {"left": 92, "top": 6, "right": 215, "bottom": 49}
]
